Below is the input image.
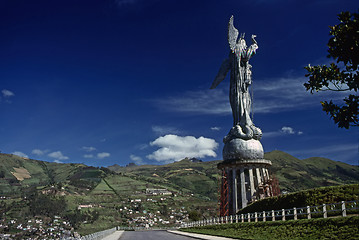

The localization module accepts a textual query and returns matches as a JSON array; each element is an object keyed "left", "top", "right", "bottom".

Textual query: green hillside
[
  {"left": 110, "top": 158, "right": 221, "bottom": 200},
  {"left": 1, "top": 150, "right": 358, "bottom": 198},
  {"left": 1, "top": 151, "right": 358, "bottom": 235},
  {"left": 267, "top": 150, "right": 359, "bottom": 192},
  {"left": 0, "top": 153, "right": 103, "bottom": 195}
]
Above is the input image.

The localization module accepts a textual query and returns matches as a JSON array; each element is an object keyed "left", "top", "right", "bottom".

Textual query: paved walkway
[
  {"left": 101, "top": 230, "right": 124, "bottom": 240},
  {"left": 167, "top": 230, "right": 236, "bottom": 240}
]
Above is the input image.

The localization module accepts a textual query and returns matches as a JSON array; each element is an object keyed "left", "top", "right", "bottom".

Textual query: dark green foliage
[
  {"left": 188, "top": 210, "right": 201, "bottom": 221},
  {"left": 161, "top": 204, "right": 169, "bottom": 217},
  {"left": 0, "top": 170, "right": 5, "bottom": 178},
  {"left": 304, "top": 11, "right": 359, "bottom": 128},
  {"left": 27, "top": 192, "right": 67, "bottom": 218},
  {"left": 64, "top": 209, "right": 100, "bottom": 229},
  {"left": 69, "top": 179, "right": 97, "bottom": 189},
  {"left": 68, "top": 167, "right": 104, "bottom": 190},
  {"left": 100, "top": 167, "right": 114, "bottom": 175},
  {"left": 39, "top": 161, "right": 55, "bottom": 184},
  {"left": 238, "top": 184, "right": 358, "bottom": 214},
  {"left": 182, "top": 216, "right": 359, "bottom": 240}
]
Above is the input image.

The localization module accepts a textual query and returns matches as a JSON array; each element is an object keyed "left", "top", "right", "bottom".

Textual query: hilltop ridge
[{"left": 0, "top": 150, "right": 358, "bottom": 197}]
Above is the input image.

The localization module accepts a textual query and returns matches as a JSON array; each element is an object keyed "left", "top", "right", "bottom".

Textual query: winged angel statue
[{"left": 211, "top": 15, "right": 262, "bottom": 143}]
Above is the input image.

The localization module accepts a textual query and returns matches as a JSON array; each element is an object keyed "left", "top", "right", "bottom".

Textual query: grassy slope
[
  {"left": 238, "top": 184, "right": 359, "bottom": 214},
  {"left": 2, "top": 150, "right": 358, "bottom": 198},
  {"left": 111, "top": 159, "right": 221, "bottom": 201},
  {"left": 266, "top": 150, "right": 359, "bottom": 192},
  {"left": 181, "top": 216, "right": 359, "bottom": 240}
]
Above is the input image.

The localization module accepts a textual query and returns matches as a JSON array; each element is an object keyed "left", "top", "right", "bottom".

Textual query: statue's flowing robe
[{"left": 230, "top": 41, "right": 258, "bottom": 128}]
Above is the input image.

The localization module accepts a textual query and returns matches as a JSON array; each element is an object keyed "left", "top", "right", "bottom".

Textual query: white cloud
[
  {"left": 97, "top": 152, "right": 110, "bottom": 159},
  {"left": 130, "top": 154, "right": 144, "bottom": 165},
  {"left": 48, "top": 151, "right": 69, "bottom": 160},
  {"left": 1, "top": 89, "right": 15, "bottom": 103},
  {"left": 147, "top": 134, "right": 218, "bottom": 163},
  {"left": 81, "top": 146, "right": 97, "bottom": 152},
  {"left": 152, "top": 88, "right": 230, "bottom": 115},
  {"left": 151, "top": 76, "right": 349, "bottom": 115},
  {"left": 32, "top": 149, "right": 48, "bottom": 156},
  {"left": 84, "top": 154, "right": 94, "bottom": 159},
  {"left": 253, "top": 77, "right": 351, "bottom": 113},
  {"left": 286, "top": 143, "right": 358, "bottom": 165},
  {"left": 211, "top": 127, "right": 221, "bottom": 131},
  {"left": 264, "top": 126, "right": 303, "bottom": 138},
  {"left": 2, "top": 89, "right": 15, "bottom": 97},
  {"left": 291, "top": 143, "right": 358, "bottom": 156},
  {"left": 152, "top": 125, "right": 181, "bottom": 136},
  {"left": 281, "top": 126, "right": 295, "bottom": 134},
  {"left": 137, "top": 144, "right": 149, "bottom": 150},
  {"left": 54, "top": 159, "right": 63, "bottom": 163},
  {"left": 12, "top": 151, "right": 29, "bottom": 158}
]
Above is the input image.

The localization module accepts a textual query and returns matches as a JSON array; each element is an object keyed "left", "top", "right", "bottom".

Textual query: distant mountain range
[{"left": 0, "top": 150, "right": 358, "bottom": 197}]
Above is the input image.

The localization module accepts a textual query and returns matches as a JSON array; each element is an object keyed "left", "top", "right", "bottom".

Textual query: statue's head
[
  {"left": 240, "top": 38, "right": 247, "bottom": 48},
  {"left": 238, "top": 33, "right": 246, "bottom": 48}
]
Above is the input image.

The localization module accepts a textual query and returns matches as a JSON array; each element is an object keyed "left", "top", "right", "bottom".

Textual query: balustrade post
[
  {"left": 255, "top": 212, "right": 258, "bottom": 222},
  {"left": 263, "top": 211, "right": 266, "bottom": 222},
  {"left": 225, "top": 215, "right": 228, "bottom": 223},
  {"left": 236, "top": 214, "right": 238, "bottom": 223},
  {"left": 241, "top": 214, "right": 244, "bottom": 223},
  {"left": 293, "top": 207, "right": 297, "bottom": 220},
  {"left": 323, "top": 204, "right": 327, "bottom": 218},
  {"left": 307, "top": 206, "right": 311, "bottom": 219},
  {"left": 272, "top": 210, "right": 275, "bottom": 221},
  {"left": 247, "top": 213, "right": 251, "bottom": 222},
  {"left": 342, "top": 201, "right": 347, "bottom": 217},
  {"left": 230, "top": 215, "right": 233, "bottom": 223},
  {"left": 282, "top": 209, "right": 285, "bottom": 221}
]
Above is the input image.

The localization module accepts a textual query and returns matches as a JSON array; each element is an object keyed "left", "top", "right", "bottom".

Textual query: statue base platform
[{"left": 217, "top": 158, "right": 272, "bottom": 169}]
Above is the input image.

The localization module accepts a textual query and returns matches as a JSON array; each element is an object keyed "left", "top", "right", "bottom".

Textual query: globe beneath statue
[{"left": 223, "top": 138, "right": 264, "bottom": 161}]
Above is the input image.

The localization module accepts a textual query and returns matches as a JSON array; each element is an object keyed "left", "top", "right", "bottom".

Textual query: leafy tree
[
  {"left": 304, "top": 11, "right": 359, "bottom": 129},
  {"left": 27, "top": 191, "right": 67, "bottom": 217},
  {"left": 64, "top": 209, "right": 84, "bottom": 229},
  {"left": 64, "top": 209, "right": 100, "bottom": 228},
  {"left": 161, "top": 204, "right": 169, "bottom": 217},
  {"left": 188, "top": 210, "right": 201, "bottom": 221}
]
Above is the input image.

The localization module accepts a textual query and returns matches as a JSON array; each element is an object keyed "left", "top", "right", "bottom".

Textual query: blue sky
[{"left": 0, "top": 0, "right": 358, "bottom": 166}]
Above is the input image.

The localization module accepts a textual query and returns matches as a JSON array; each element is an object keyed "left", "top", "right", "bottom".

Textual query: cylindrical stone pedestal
[{"left": 218, "top": 137, "right": 273, "bottom": 215}]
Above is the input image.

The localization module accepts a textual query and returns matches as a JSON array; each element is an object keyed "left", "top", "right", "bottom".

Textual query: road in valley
[{"left": 119, "top": 230, "right": 195, "bottom": 240}]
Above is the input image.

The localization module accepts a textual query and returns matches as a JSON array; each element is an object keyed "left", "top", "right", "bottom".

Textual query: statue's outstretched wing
[
  {"left": 210, "top": 58, "right": 230, "bottom": 89},
  {"left": 228, "top": 15, "right": 239, "bottom": 52}
]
